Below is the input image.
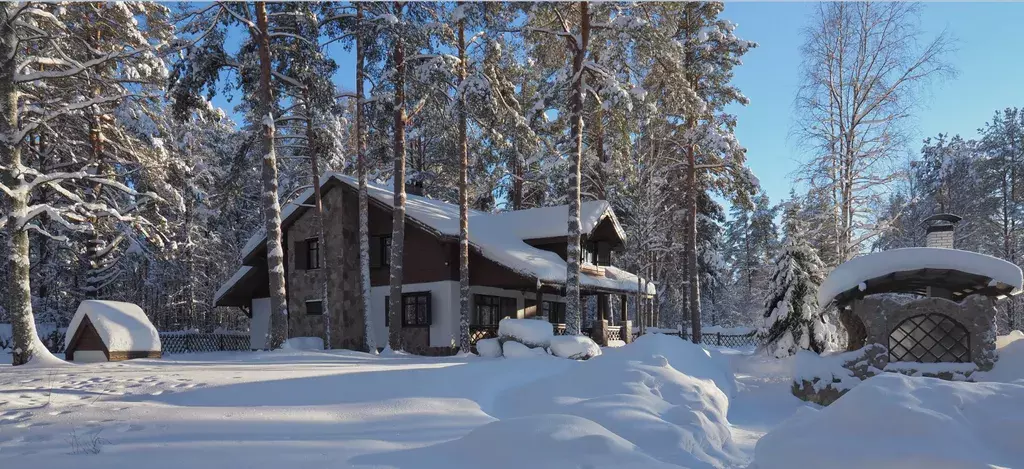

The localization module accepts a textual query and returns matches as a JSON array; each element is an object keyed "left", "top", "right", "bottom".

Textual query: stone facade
[
  {"left": 285, "top": 185, "right": 365, "bottom": 351},
  {"left": 846, "top": 295, "right": 997, "bottom": 370}
]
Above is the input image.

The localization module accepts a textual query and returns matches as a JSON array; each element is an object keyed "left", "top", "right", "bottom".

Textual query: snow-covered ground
[{"left": 2, "top": 334, "right": 1021, "bottom": 468}]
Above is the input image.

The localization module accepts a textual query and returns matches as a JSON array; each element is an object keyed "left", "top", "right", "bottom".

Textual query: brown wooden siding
[{"left": 368, "top": 201, "right": 456, "bottom": 287}]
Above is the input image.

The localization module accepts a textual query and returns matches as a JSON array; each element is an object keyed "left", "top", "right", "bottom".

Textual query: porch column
[
  {"left": 620, "top": 294, "right": 632, "bottom": 344},
  {"left": 536, "top": 281, "right": 544, "bottom": 319}
]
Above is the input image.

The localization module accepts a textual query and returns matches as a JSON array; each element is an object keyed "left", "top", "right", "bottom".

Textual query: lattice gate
[{"left": 888, "top": 313, "right": 970, "bottom": 363}]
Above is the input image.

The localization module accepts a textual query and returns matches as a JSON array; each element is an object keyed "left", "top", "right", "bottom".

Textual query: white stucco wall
[
  {"left": 369, "top": 283, "right": 567, "bottom": 348},
  {"left": 250, "top": 297, "right": 271, "bottom": 350}
]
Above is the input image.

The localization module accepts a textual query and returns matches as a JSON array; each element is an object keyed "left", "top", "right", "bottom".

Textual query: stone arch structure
[{"left": 845, "top": 295, "right": 997, "bottom": 370}]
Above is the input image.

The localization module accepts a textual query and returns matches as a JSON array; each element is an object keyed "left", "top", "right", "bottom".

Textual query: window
[
  {"left": 370, "top": 235, "right": 392, "bottom": 268},
  {"left": 545, "top": 301, "right": 566, "bottom": 324},
  {"left": 384, "top": 292, "right": 432, "bottom": 327},
  {"left": 474, "top": 295, "right": 517, "bottom": 326},
  {"left": 306, "top": 238, "right": 320, "bottom": 270},
  {"left": 305, "top": 300, "right": 323, "bottom": 316},
  {"left": 581, "top": 241, "right": 597, "bottom": 264}
]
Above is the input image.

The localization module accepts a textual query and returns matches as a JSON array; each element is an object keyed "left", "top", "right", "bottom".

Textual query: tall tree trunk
[
  {"left": 457, "top": 10, "right": 471, "bottom": 354},
  {"left": 1, "top": 15, "right": 51, "bottom": 365},
  {"left": 687, "top": 120, "right": 701, "bottom": 344},
  {"left": 356, "top": 4, "right": 376, "bottom": 353},
  {"left": 255, "top": 2, "right": 288, "bottom": 349},
  {"left": 387, "top": 2, "right": 407, "bottom": 350},
  {"left": 564, "top": 1, "right": 589, "bottom": 336},
  {"left": 303, "top": 86, "right": 331, "bottom": 348}
]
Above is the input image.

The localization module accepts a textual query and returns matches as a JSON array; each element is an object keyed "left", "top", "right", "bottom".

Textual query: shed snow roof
[
  {"left": 237, "top": 173, "right": 653, "bottom": 296},
  {"left": 65, "top": 300, "right": 161, "bottom": 352},
  {"left": 818, "top": 247, "right": 1024, "bottom": 306}
]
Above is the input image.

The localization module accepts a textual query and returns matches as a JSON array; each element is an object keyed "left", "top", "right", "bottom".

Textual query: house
[
  {"left": 215, "top": 173, "right": 655, "bottom": 355},
  {"left": 64, "top": 300, "right": 162, "bottom": 362}
]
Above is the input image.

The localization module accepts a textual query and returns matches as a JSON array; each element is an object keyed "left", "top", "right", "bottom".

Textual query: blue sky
[
  {"left": 722, "top": 2, "right": 1024, "bottom": 205},
  {"left": 215, "top": 3, "right": 1024, "bottom": 208}
]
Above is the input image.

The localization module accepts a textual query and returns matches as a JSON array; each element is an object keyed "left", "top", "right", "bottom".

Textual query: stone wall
[
  {"left": 847, "top": 295, "right": 997, "bottom": 370},
  {"left": 286, "top": 185, "right": 365, "bottom": 351}
]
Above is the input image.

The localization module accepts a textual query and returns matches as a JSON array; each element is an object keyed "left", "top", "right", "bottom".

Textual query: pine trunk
[
  {"left": 687, "top": 125, "right": 701, "bottom": 344},
  {"left": 457, "top": 12, "right": 471, "bottom": 354},
  {"left": 255, "top": 2, "right": 288, "bottom": 349},
  {"left": 564, "top": 1, "right": 589, "bottom": 337},
  {"left": 356, "top": 4, "right": 376, "bottom": 353},
  {"left": 387, "top": 3, "right": 407, "bottom": 350}
]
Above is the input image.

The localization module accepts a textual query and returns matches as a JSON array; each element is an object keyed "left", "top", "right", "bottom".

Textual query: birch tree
[{"left": 795, "top": 2, "right": 954, "bottom": 264}]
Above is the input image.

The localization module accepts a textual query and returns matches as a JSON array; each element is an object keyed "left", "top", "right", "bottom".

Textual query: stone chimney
[{"left": 923, "top": 213, "right": 962, "bottom": 249}]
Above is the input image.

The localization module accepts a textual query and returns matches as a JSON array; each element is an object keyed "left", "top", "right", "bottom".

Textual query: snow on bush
[
  {"left": 476, "top": 338, "right": 502, "bottom": 358},
  {"left": 548, "top": 335, "right": 602, "bottom": 360},
  {"left": 280, "top": 337, "right": 324, "bottom": 351},
  {"left": 494, "top": 334, "right": 743, "bottom": 468},
  {"left": 498, "top": 318, "right": 553, "bottom": 348},
  {"left": 364, "top": 414, "right": 680, "bottom": 469},
  {"left": 502, "top": 340, "right": 548, "bottom": 358},
  {"left": 754, "top": 373, "right": 1024, "bottom": 469}
]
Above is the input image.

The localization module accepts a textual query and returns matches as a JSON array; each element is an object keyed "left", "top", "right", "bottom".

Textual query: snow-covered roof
[
  {"left": 65, "top": 300, "right": 161, "bottom": 352},
  {"left": 237, "top": 173, "right": 653, "bottom": 296},
  {"left": 818, "top": 247, "right": 1024, "bottom": 306},
  {"left": 213, "top": 266, "right": 253, "bottom": 306}
]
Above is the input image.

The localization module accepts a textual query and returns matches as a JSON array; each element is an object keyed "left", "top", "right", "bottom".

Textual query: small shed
[{"left": 65, "top": 300, "right": 162, "bottom": 362}]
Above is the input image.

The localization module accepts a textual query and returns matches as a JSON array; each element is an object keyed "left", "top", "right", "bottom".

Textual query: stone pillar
[
  {"left": 622, "top": 320, "right": 632, "bottom": 344},
  {"left": 594, "top": 319, "right": 609, "bottom": 346}
]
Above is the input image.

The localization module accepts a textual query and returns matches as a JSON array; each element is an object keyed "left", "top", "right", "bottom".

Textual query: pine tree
[{"left": 761, "top": 207, "right": 829, "bottom": 358}]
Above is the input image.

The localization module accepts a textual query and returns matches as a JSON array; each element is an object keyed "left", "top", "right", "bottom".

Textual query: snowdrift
[
  {"left": 491, "top": 333, "right": 742, "bottom": 469},
  {"left": 976, "top": 331, "right": 1024, "bottom": 384},
  {"left": 754, "top": 373, "right": 1024, "bottom": 469}
]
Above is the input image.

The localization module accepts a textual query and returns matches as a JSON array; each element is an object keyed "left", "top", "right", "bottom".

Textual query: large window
[
  {"left": 474, "top": 295, "right": 517, "bottom": 326},
  {"left": 295, "top": 238, "right": 321, "bottom": 270},
  {"left": 370, "top": 235, "right": 392, "bottom": 268},
  {"left": 384, "top": 292, "right": 432, "bottom": 327},
  {"left": 545, "top": 301, "right": 567, "bottom": 324}
]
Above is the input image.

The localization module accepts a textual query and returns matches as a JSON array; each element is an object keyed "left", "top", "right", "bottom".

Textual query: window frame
[
  {"left": 545, "top": 301, "right": 567, "bottom": 324},
  {"left": 473, "top": 294, "right": 501, "bottom": 326},
  {"left": 305, "top": 237, "right": 321, "bottom": 270},
  {"left": 402, "top": 292, "right": 431, "bottom": 327},
  {"left": 384, "top": 292, "right": 432, "bottom": 327},
  {"left": 305, "top": 299, "right": 324, "bottom": 316}
]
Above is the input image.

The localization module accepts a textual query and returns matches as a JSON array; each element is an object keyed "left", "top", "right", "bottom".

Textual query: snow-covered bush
[
  {"left": 502, "top": 340, "right": 548, "bottom": 358},
  {"left": 755, "top": 373, "right": 1024, "bottom": 469},
  {"left": 475, "top": 338, "right": 502, "bottom": 358},
  {"left": 761, "top": 221, "right": 831, "bottom": 358},
  {"left": 498, "top": 318, "right": 554, "bottom": 348},
  {"left": 789, "top": 344, "right": 886, "bottom": 405},
  {"left": 549, "top": 335, "right": 601, "bottom": 360},
  {"left": 280, "top": 337, "right": 324, "bottom": 351}
]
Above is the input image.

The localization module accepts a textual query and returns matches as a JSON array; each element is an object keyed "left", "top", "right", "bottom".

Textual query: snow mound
[
  {"left": 976, "top": 332, "right": 1024, "bottom": 384},
  {"left": 280, "top": 337, "right": 324, "bottom": 351},
  {"left": 549, "top": 335, "right": 602, "bottom": 359},
  {"left": 476, "top": 338, "right": 502, "bottom": 358},
  {"left": 996, "top": 330, "right": 1023, "bottom": 349},
  {"left": 65, "top": 300, "right": 160, "bottom": 352},
  {"left": 613, "top": 333, "right": 737, "bottom": 397},
  {"left": 790, "top": 347, "right": 881, "bottom": 392},
  {"left": 498, "top": 318, "right": 554, "bottom": 348},
  {"left": 818, "top": 247, "right": 1024, "bottom": 306},
  {"left": 494, "top": 335, "right": 743, "bottom": 468},
  {"left": 502, "top": 340, "right": 548, "bottom": 358},
  {"left": 754, "top": 373, "right": 1024, "bottom": 469},
  {"left": 361, "top": 414, "right": 680, "bottom": 469}
]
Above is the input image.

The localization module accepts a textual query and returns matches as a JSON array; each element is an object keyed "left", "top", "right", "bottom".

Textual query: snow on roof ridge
[{"left": 817, "top": 247, "right": 1024, "bottom": 306}]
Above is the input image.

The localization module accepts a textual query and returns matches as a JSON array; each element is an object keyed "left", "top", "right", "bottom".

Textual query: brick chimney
[{"left": 923, "top": 214, "right": 961, "bottom": 249}]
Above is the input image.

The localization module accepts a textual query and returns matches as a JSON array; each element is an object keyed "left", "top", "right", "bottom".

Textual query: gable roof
[
  {"left": 65, "top": 300, "right": 161, "bottom": 352},
  {"left": 235, "top": 173, "right": 654, "bottom": 296}
]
